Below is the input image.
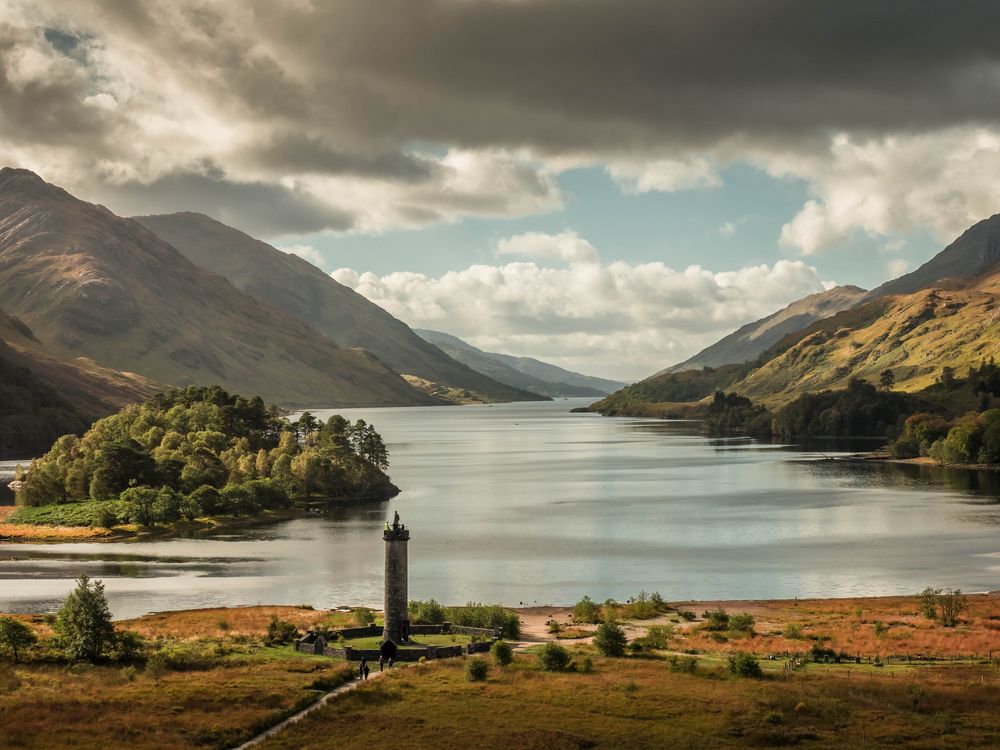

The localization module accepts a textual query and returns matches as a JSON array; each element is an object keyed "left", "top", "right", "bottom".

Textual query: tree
[
  {"left": 594, "top": 616, "right": 628, "bottom": 657},
  {"left": 879, "top": 368, "right": 895, "bottom": 391},
  {"left": 727, "top": 651, "right": 762, "bottom": 678},
  {"left": 939, "top": 589, "right": 967, "bottom": 628},
  {"left": 120, "top": 486, "right": 159, "bottom": 526},
  {"left": 0, "top": 616, "right": 37, "bottom": 662},
  {"left": 55, "top": 575, "right": 115, "bottom": 662},
  {"left": 919, "top": 587, "right": 940, "bottom": 620}
]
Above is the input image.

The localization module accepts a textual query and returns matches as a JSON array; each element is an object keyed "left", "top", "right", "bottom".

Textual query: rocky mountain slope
[
  {"left": 415, "top": 329, "right": 623, "bottom": 397},
  {"left": 862, "top": 214, "right": 1000, "bottom": 301},
  {"left": 133, "top": 212, "right": 543, "bottom": 404},
  {"left": 732, "top": 271, "right": 1000, "bottom": 405},
  {"left": 0, "top": 168, "right": 436, "bottom": 407},
  {"left": 666, "top": 285, "right": 867, "bottom": 373}
]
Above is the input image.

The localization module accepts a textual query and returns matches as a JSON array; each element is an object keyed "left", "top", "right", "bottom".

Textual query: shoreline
[{"left": 854, "top": 450, "right": 1000, "bottom": 472}]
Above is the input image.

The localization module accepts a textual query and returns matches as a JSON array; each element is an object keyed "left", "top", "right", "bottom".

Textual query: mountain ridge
[
  {"left": 0, "top": 167, "right": 437, "bottom": 407},
  {"left": 133, "top": 212, "right": 545, "bottom": 404}
]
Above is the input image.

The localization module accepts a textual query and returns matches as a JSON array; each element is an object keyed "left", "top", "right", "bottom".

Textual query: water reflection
[{"left": 1, "top": 400, "right": 999, "bottom": 619}]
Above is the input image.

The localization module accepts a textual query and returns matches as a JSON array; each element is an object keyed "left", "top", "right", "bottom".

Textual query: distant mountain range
[
  {"left": 592, "top": 214, "right": 1000, "bottom": 414},
  {"left": 665, "top": 285, "right": 867, "bottom": 373},
  {"left": 415, "top": 329, "right": 625, "bottom": 397},
  {"left": 133, "top": 212, "right": 543, "bottom": 405}
]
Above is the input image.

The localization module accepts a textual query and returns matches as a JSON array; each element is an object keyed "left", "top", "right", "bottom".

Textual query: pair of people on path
[{"left": 359, "top": 658, "right": 370, "bottom": 680}]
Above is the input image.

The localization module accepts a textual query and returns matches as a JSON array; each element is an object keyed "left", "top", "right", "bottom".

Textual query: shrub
[
  {"left": 447, "top": 603, "right": 520, "bottom": 639},
  {"left": 703, "top": 608, "right": 729, "bottom": 631},
  {"left": 538, "top": 642, "right": 571, "bottom": 671},
  {"left": 121, "top": 665, "right": 137, "bottom": 682},
  {"left": 573, "top": 595, "right": 601, "bottom": 624},
  {"left": 0, "top": 616, "right": 37, "bottom": 662},
  {"left": 729, "top": 613, "right": 755, "bottom": 635},
  {"left": 727, "top": 652, "right": 763, "bottom": 678},
  {"left": 353, "top": 608, "right": 375, "bottom": 626},
  {"left": 679, "top": 610, "right": 696, "bottom": 622},
  {"left": 633, "top": 624, "right": 673, "bottom": 650},
  {"left": 55, "top": 575, "right": 115, "bottom": 662},
  {"left": 179, "top": 495, "right": 201, "bottom": 521},
  {"left": 266, "top": 617, "right": 299, "bottom": 645},
  {"left": 188, "top": 485, "right": 222, "bottom": 515},
  {"left": 91, "top": 502, "right": 121, "bottom": 529},
  {"left": 782, "top": 623, "right": 804, "bottom": 640},
  {"left": 408, "top": 599, "right": 446, "bottom": 625},
  {"left": 111, "top": 630, "right": 145, "bottom": 661},
  {"left": 668, "top": 655, "right": 698, "bottom": 674},
  {"left": 873, "top": 620, "right": 887, "bottom": 637},
  {"left": 547, "top": 620, "right": 562, "bottom": 634},
  {"left": 146, "top": 650, "right": 167, "bottom": 682},
  {"left": 491, "top": 640, "right": 513, "bottom": 666},
  {"left": 594, "top": 617, "right": 628, "bottom": 657},
  {"left": 581, "top": 657, "right": 594, "bottom": 674},
  {"left": 466, "top": 657, "right": 489, "bottom": 681}
]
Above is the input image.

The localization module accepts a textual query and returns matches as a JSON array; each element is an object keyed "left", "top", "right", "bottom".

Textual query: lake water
[{"left": 2, "top": 399, "right": 999, "bottom": 619}]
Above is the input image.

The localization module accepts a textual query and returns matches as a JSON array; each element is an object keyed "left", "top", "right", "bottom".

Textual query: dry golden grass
[
  {"left": 255, "top": 651, "right": 1000, "bottom": 749},
  {"left": 119, "top": 605, "right": 345, "bottom": 639},
  {"left": 669, "top": 594, "right": 1000, "bottom": 659}
]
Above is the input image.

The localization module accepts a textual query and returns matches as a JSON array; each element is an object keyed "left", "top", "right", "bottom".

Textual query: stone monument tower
[{"left": 382, "top": 512, "right": 410, "bottom": 643}]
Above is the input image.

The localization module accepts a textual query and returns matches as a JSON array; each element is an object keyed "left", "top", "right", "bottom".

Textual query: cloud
[
  {"left": 331, "top": 235, "right": 830, "bottom": 380},
  {"left": 497, "top": 231, "right": 598, "bottom": 264},
  {"left": 279, "top": 243, "right": 325, "bottom": 267},
  {"left": 886, "top": 258, "right": 910, "bottom": 278},
  {"left": 719, "top": 222, "right": 736, "bottom": 238},
  {"left": 772, "top": 129, "right": 1000, "bottom": 254},
  {"left": 607, "top": 157, "right": 722, "bottom": 194},
  {"left": 3, "top": 1, "right": 1000, "bottom": 238}
]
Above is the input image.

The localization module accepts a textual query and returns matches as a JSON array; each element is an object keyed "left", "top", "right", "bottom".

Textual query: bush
[
  {"left": 727, "top": 651, "right": 762, "bottom": 678},
  {"left": 188, "top": 485, "right": 222, "bottom": 515},
  {"left": 91, "top": 502, "right": 121, "bottom": 529},
  {"left": 111, "top": 630, "right": 145, "bottom": 662},
  {"left": 703, "top": 608, "right": 729, "bottom": 631},
  {"left": 678, "top": 610, "right": 696, "bottom": 622},
  {"left": 466, "top": 657, "right": 489, "bottom": 681},
  {"left": 537, "top": 642, "right": 571, "bottom": 671},
  {"left": 179, "top": 495, "right": 201, "bottom": 521},
  {"left": 581, "top": 657, "right": 594, "bottom": 674},
  {"left": 146, "top": 650, "right": 167, "bottom": 682},
  {"left": 353, "top": 608, "right": 375, "bottom": 626},
  {"left": 573, "top": 595, "right": 601, "bottom": 624},
  {"left": 447, "top": 603, "right": 520, "bottom": 639},
  {"left": 668, "top": 655, "right": 698, "bottom": 674},
  {"left": 408, "top": 599, "right": 446, "bottom": 624},
  {"left": 490, "top": 640, "right": 513, "bottom": 666},
  {"left": 244, "top": 478, "right": 291, "bottom": 510},
  {"left": 266, "top": 617, "right": 299, "bottom": 645},
  {"left": 594, "top": 617, "right": 628, "bottom": 657},
  {"left": 729, "top": 613, "right": 755, "bottom": 635},
  {"left": 633, "top": 624, "right": 673, "bottom": 650},
  {"left": 782, "top": 623, "right": 804, "bottom": 640},
  {"left": 121, "top": 665, "right": 137, "bottom": 682},
  {"left": 119, "top": 486, "right": 158, "bottom": 527}
]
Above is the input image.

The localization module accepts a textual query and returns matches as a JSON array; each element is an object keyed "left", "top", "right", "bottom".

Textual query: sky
[{"left": 2, "top": 1, "right": 999, "bottom": 380}]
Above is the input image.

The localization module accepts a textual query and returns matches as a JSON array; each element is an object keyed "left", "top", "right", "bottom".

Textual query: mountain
[
  {"left": 731, "top": 271, "right": 1000, "bottom": 405},
  {"left": 132, "top": 212, "right": 544, "bottom": 404},
  {"left": 666, "top": 285, "right": 867, "bottom": 373},
  {"left": 0, "top": 168, "right": 436, "bottom": 407},
  {"left": 863, "top": 214, "right": 1000, "bottom": 301},
  {"left": 414, "top": 329, "right": 624, "bottom": 397},
  {"left": 0, "top": 307, "right": 158, "bottom": 454}
]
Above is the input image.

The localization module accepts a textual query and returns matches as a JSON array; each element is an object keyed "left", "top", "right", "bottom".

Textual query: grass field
[{"left": 255, "top": 651, "right": 1000, "bottom": 749}]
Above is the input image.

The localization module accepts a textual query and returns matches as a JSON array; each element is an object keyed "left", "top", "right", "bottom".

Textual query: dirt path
[{"left": 232, "top": 669, "right": 385, "bottom": 750}]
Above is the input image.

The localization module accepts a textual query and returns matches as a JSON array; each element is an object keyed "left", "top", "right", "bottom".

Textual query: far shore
[
  {"left": 0, "top": 504, "right": 312, "bottom": 543},
  {"left": 855, "top": 449, "right": 1000, "bottom": 472}
]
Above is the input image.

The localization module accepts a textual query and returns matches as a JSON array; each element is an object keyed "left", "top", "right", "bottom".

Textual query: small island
[{"left": 2, "top": 385, "right": 398, "bottom": 540}]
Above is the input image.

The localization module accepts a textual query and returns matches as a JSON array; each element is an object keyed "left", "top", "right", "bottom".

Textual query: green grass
[
  {"left": 9, "top": 500, "right": 116, "bottom": 526},
  {"left": 341, "top": 634, "right": 473, "bottom": 650}
]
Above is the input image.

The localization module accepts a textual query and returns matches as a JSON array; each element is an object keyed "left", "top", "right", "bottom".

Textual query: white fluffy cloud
[
  {"left": 606, "top": 157, "right": 722, "bottom": 194},
  {"left": 769, "top": 129, "right": 1000, "bottom": 254},
  {"left": 332, "top": 238, "right": 831, "bottom": 380},
  {"left": 497, "top": 231, "right": 598, "bottom": 264}
]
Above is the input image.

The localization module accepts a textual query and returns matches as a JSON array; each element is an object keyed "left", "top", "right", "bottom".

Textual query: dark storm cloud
[
  {"left": 93, "top": 171, "right": 357, "bottom": 236},
  {"left": 248, "top": 0, "right": 1000, "bottom": 154}
]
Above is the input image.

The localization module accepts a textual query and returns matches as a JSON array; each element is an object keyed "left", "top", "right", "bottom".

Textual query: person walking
[
  {"left": 359, "top": 658, "right": 367, "bottom": 680},
  {"left": 378, "top": 655, "right": 385, "bottom": 672},
  {"left": 363, "top": 661, "right": 370, "bottom": 680}
]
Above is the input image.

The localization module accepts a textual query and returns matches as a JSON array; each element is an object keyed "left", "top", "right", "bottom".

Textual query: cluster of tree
[
  {"left": 771, "top": 378, "right": 917, "bottom": 438},
  {"left": 15, "top": 385, "right": 395, "bottom": 517},
  {"left": 0, "top": 350, "right": 89, "bottom": 455},
  {"left": 593, "top": 365, "right": 744, "bottom": 415},
  {"left": 918, "top": 587, "right": 967, "bottom": 627},
  {"left": 703, "top": 391, "right": 773, "bottom": 436}
]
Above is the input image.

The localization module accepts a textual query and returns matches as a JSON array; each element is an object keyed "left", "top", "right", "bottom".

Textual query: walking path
[{"left": 233, "top": 669, "right": 385, "bottom": 750}]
